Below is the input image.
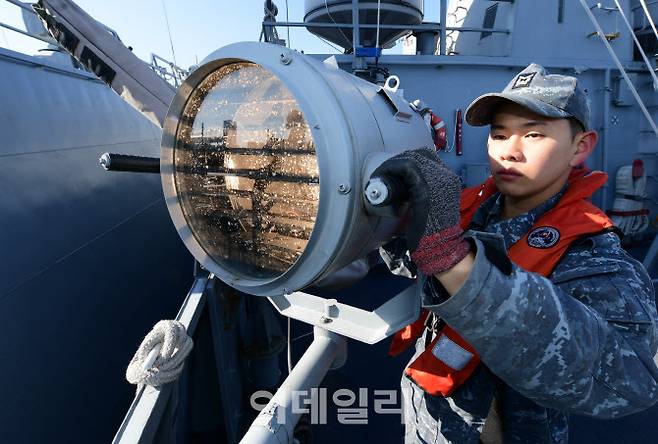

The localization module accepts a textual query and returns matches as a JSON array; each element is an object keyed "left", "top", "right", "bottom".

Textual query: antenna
[{"left": 160, "top": 0, "right": 178, "bottom": 67}]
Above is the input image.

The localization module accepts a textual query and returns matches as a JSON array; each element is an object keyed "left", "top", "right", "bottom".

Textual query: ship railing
[
  {"left": 263, "top": 0, "right": 510, "bottom": 58},
  {"left": 445, "top": 4, "right": 470, "bottom": 55},
  {"left": 269, "top": 21, "right": 510, "bottom": 50},
  {"left": 632, "top": 0, "right": 658, "bottom": 37},
  {"left": 0, "top": 0, "right": 88, "bottom": 74},
  {"left": 631, "top": 0, "right": 658, "bottom": 16},
  {"left": 579, "top": 0, "right": 658, "bottom": 141},
  {"left": 634, "top": 0, "right": 658, "bottom": 52},
  {"left": 1, "top": 0, "right": 185, "bottom": 87},
  {"left": 149, "top": 53, "right": 189, "bottom": 88},
  {"left": 113, "top": 275, "right": 210, "bottom": 444},
  {"left": 581, "top": 0, "right": 658, "bottom": 273},
  {"left": 612, "top": 0, "right": 658, "bottom": 90}
]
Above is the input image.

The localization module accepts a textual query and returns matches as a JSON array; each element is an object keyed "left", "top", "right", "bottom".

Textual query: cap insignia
[{"left": 512, "top": 72, "right": 537, "bottom": 89}]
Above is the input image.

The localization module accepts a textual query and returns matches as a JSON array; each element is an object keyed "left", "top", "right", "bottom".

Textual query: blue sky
[
  {"left": 1, "top": 1, "right": 441, "bottom": 68},
  {"left": 75, "top": 0, "right": 321, "bottom": 68}
]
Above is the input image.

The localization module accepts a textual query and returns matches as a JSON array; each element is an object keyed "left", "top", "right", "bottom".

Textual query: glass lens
[{"left": 174, "top": 62, "right": 320, "bottom": 279}]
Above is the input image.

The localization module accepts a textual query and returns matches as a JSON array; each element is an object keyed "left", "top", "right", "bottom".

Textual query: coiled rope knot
[{"left": 126, "top": 320, "right": 193, "bottom": 389}]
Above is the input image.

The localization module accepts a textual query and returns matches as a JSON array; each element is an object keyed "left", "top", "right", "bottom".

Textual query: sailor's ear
[{"left": 570, "top": 130, "right": 598, "bottom": 167}]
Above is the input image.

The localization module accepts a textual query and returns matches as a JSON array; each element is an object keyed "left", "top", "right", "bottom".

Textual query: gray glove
[{"left": 370, "top": 148, "right": 471, "bottom": 275}]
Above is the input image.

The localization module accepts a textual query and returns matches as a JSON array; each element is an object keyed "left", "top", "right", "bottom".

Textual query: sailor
[{"left": 372, "top": 64, "right": 658, "bottom": 443}]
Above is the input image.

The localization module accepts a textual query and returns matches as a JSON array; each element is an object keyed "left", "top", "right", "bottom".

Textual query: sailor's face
[{"left": 487, "top": 102, "right": 578, "bottom": 201}]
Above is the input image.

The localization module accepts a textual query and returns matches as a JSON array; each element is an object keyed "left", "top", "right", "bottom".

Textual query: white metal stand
[
  {"left": 240, "top": 327, "right": 347, "bottom": 444},
  {"left": 267, "top": 282, "right": 421, "bottom": 344}
]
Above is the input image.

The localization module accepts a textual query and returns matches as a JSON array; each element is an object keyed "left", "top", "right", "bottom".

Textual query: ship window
[
  {"left": 174, "top": 62, "right": 320, "bottom": 279},
  {"left": 53, "top": 23, "right": 79, "bottom": 52},
  {"left": 558, "top": 0, "right": 565, "bottom": 23},
  {"left": 481, "top": 3, "right": 498, "bottom": 40},
  {"left": 38, "top": 13, "right": 80, "bottom": 53},
  {"left": 80, "top": 47, "right": 116, "bottom": 84}
]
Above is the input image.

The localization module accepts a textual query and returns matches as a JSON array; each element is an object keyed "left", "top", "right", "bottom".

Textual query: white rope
[
  {"left": 126, "top": 320, "right": 193, "bottom": 390},
  {"left": 611, "top": 164, "right": 649, "bottom": 236},
  {"left": 613, "top": 0, "right": 658, "bottom": 91}
]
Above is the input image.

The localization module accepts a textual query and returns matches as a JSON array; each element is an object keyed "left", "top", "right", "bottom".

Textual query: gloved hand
[{"left": 370, "top": 148, "right": 471, "bottom": 276}]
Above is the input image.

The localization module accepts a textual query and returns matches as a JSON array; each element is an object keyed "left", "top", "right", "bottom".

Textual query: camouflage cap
[{"left": 465, "top": 63, "right": 590, "bottom": 131}]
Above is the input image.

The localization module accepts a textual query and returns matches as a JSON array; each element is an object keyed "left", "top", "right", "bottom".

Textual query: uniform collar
[{"left": 470, "top": 184, "right": 568, "bottom": 250}]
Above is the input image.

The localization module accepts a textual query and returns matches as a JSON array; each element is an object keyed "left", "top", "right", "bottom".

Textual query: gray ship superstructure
[
  {"left": 0, "top": 1, "right": 192, "bottom": 442},
  {"left": 4, "top": 1, "right": 658, "bottom": 443}
]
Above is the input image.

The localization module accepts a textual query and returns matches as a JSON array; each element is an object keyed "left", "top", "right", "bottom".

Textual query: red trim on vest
[
  {"left": 390, "top": 168, "right": 614, "bottom": 396},
  {"left": 389, "top": 309, "right": 430, "bottom": 357},
  {"left": 405, "top": 325, "right": 480, "bottom": 397}
]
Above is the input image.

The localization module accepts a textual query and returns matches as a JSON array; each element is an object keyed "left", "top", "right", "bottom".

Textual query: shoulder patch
[
  {"left": 512, "top": 72, "right": 537, "bottom": 89},
  {"left": 527, "top": 226, "right": 561, "bottom": 249}
]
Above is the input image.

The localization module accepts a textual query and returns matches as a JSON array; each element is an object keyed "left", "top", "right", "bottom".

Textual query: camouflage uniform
[{"left": 401, "top": 187, "right": 658, "bottom": 444}]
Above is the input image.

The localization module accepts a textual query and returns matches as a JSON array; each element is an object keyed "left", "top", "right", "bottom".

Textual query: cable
[
  {"left": 324, "top": 0, "right": 351, "bottom": 49},
  {"left": 1, "top": 196, "right": 164, "bottom": 300},
  {"left": 285, "top": 319, "right": 321, "bottom": 374},
  {"left": 287, "top": 317, "right": 292, "bottom": 373},
  {"left": 160, "top": 0, "right": 178, "bottom": 67},
  {"left": 285, "top": 0, "right": 291, "bottom": 48},
  {"left": 293, "top": 331, "right": 314, "bottom": 342},
  {"left": 376, "top": 0, "right": 381, "bottom": 50},
  {"left": 315, "top": 34, "right": 343, "bottom": 53}
]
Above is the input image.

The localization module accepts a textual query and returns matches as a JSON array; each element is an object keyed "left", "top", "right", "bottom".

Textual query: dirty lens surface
[{"left": 174, "top": 62, "right": 320, "bottom": 279}]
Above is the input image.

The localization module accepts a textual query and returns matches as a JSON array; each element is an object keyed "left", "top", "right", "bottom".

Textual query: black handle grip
[
  {"left": 99, "top": 153, "right": 160, "bottom": 173},
  {"left": 365, "top": 176, "right": 409, "bottom": 207},
  {"left": 364, "top": 175, "right": 410, "bottom": 218},
  {"left": 377, "top": 175, "right": 409, "bottom": 206}
]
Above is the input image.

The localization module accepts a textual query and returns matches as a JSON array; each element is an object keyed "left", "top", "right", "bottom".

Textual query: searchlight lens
[{"left": 173, "top": 62, "right": 320, "bottom": 279}]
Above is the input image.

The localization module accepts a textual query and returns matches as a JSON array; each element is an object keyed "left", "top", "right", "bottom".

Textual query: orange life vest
[{"left": 390, "top": 167, "right": 615, "bottom": 397}]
